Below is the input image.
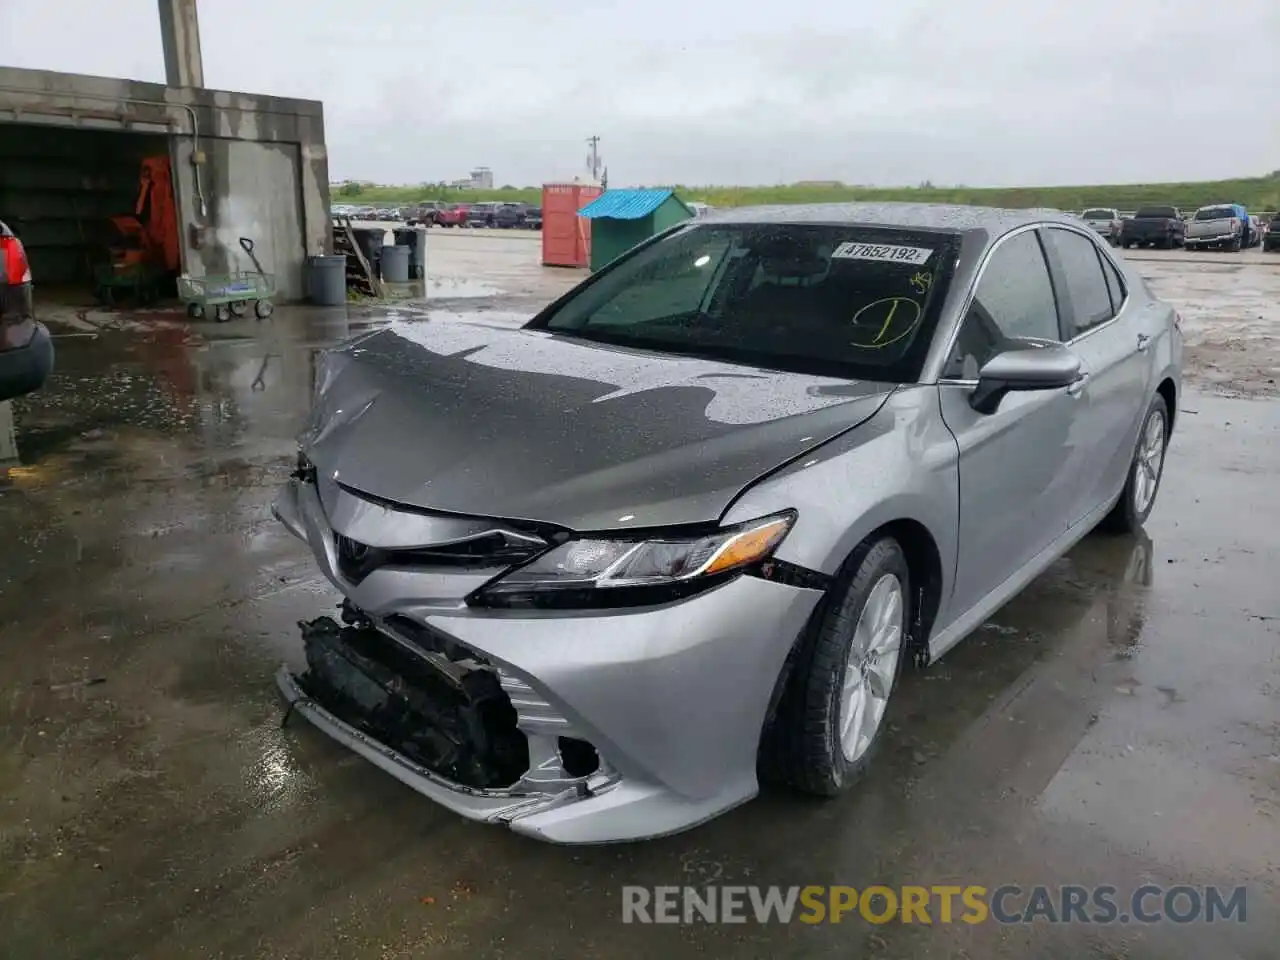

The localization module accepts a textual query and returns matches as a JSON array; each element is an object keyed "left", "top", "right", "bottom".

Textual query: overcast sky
[{"left": 2, "top": 0, "right": 1276, "bottom": 188}]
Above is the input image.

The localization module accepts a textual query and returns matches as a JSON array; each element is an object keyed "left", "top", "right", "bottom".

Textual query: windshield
[
  {"left": 531, "top": 223, "right": 958, "bottom": 382},
  {"left": 1196, "top": 206, "right": 1236, "bottom": 221},
  {"left": 1135, "top": 207, "right": 1177, "bottom": 219},
  {"left": 1083, "top": 209, "right": 1114, "bottom": 220}
]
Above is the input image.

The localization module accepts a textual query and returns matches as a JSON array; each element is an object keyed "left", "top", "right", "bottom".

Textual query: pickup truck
[
  {"left": 1185, "top": 203, "right": 1248, "bottom": 252},
  {"left": 437, "top": 204, "right": 469, "bottom": 227},
  {"left": 1082, "top": 207, "right": 1122, "bottom": 246},
  {"left": 1119, "top": 206, "right": 1185, "bottom": 249}
]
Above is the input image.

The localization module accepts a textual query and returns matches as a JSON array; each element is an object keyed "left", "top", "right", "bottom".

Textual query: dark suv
[
  {"left": 493, "top": 203, "right": 528, "bottom": 229},
  {"left": 1, "top": 220, "right": 54, "bottom": 402},
  {"left": 466, "top": 202, "right": 502, "bottom": 228}
]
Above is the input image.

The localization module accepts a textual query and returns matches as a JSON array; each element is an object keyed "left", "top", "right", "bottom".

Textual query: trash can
[
  {"left": 380, "top": 244, "right": 410, "bottom": 283},
  {"left": 394, "top": 226, "right": 427, "bottom": 280},
  {"left": 351, "top": 227, "right": 384, "bottom": 272},
  {"left": 307, "top": 254, "right": 347, "bottom": 306}
]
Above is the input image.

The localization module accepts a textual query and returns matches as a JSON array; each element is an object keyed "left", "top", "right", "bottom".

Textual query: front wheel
[
  {"left": 1101, "top": 394, "right": 1169, "bottom": 534},
  {"left": 775, "top": 537, "right": 910, "bottom": 796}
]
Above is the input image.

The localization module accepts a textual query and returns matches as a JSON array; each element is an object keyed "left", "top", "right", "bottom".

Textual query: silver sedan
[{"left": 272, "top": 203, "right": 1182, "bottom": 843}]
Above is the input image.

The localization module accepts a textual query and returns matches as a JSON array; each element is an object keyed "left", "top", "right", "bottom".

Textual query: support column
[{"left": 158, "top": 0, "right": 205, "bottom": 88}]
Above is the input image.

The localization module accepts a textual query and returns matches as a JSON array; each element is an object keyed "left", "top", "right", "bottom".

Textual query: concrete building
[
  {"left": 0, "top": 0, "right": 330, "bottom": 302},
  {"left": 446, "top": 167, "right": 495, "bottom": 191}
]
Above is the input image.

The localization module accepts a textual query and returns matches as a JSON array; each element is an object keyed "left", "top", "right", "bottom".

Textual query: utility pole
[{"left": 586, "top": 136, "right": 602, "bottom": 183}]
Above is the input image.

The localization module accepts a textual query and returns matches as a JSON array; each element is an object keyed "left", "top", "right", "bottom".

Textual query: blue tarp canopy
[{"left": 578, "top": 188, "right": 676, "bottom": 220}]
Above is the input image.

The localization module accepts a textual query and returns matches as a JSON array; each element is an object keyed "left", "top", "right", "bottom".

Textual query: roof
[
  {"left": 703, "top": 201, "right": 1080, "bottom": 234},
  {"left": 578, "top": 188, "right": 681, "bottom": 220}
]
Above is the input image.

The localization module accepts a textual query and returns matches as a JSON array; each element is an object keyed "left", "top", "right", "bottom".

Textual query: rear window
[
  {"left": 1195, "top": 206, "right": 1236, "bottom": 221},
  {"left": 533, "top": 223, "right": 959, "bottom": 382},
  {"left": 1082, "top": 209, "right": 1114, "bottom": 220},
  {"left": 1135, "top": 207, "right": 1177, "bottom": 219}
]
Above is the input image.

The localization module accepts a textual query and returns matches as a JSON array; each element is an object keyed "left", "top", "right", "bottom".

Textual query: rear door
[
  {"left": 1041, "top": 226, "right": 1150, "bottom": 525},
  {"left": 938, "top": 227, "right": 1086, "bottom": 616}
]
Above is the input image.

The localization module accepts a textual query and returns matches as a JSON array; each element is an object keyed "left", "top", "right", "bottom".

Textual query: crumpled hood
[{"left": 300, "top": 319, "right": 893, "bottom": 531}]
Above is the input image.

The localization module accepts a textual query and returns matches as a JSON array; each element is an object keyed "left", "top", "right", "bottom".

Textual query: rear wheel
[
  {"left": 1101, "top": 394, "right": 1169, "bottom": 534},
  {"left": 1230, "top": 237, "right": 1242, "bottom": 252},
  {"left": 775, "top": 537, "right": 910, "bottom": 796}
]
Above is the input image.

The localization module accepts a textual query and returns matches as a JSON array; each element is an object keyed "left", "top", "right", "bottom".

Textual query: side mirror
[{"left": 970, "top": 342, "right": 1082, "bottom": 414}]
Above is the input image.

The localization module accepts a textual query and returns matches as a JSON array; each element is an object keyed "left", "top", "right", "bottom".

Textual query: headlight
[{"left": 470, "top": 512, "right": 796, "bottom": 609}]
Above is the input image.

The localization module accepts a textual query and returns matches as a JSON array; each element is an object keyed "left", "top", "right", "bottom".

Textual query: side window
[
  {"left": 1100, "top": 254, "right": 1126, "bottom": 314},
  {"left": 1044, "top": 228, "right": 1114, "bottom": 336},
  {"left": 944, "top": 230, "right": 1059, "bottom": 379}
]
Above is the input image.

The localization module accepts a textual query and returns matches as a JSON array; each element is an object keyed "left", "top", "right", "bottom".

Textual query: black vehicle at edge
[
  {"left": 1, "top": 219, "right": 54, "bottom": 402},
  {"left": 1120, "top": 206, "right": 1185, "bottom": 249},
  {"left": 1264, "top": 213, "right": 1280, "bottom": 252}
]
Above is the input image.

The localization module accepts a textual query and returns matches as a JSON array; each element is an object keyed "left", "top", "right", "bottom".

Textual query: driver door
[{"left": 938, "top": 227, "right": 1087, "bottom": 617}]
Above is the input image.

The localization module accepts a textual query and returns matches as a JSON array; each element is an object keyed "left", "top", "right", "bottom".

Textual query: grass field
[{"left": 334, "top": 173, "right": 1280, "bottom": 213}]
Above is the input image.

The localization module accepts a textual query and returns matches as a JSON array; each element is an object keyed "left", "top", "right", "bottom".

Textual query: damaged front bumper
[{"left": 273, "top": 475, "right": 824, "bottom": 844}]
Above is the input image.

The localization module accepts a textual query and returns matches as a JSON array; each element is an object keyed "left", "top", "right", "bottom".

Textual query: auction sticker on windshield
[{"left": 831, "top": 242, "right": 933, "bottom": 265}]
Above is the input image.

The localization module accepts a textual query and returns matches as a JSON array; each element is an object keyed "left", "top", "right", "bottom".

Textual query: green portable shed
[{"left": 577, "top": 188, "right": 694, "bottom": 271}]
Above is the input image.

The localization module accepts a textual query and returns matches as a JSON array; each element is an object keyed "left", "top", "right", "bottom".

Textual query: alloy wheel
[
  {"left": 839, "top": 573, "right": 904, "bottom": 763},
  {"left": 1132, "top": 408, "right": 1166, "bottom": 515}
]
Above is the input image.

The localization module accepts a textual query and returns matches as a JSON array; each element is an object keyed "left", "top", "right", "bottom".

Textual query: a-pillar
[{"left": 158, "top": 0, "right": 205, "bottom": 88}]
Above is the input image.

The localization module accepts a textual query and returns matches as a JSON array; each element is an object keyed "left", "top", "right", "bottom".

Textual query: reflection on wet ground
[{"left": 2, "top": 253, "right": 1279, "bottom": 958}]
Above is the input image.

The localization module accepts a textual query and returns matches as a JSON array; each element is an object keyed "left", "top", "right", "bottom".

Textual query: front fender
[{"left": 723, "top": 385, "right": 959, "bottom": 598}]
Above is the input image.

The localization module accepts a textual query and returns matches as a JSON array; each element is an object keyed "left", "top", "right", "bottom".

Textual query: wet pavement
[{"left": 2, "top": 233, "right": 1278, "bottom": 959}]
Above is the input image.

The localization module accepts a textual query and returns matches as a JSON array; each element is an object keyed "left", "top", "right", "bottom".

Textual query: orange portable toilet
[{"left": 541, "top": 182, "right": 603, "bottom": 268}]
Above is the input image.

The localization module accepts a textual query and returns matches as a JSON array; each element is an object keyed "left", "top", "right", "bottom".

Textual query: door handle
[
  {"left": 1136, "top": 333, "right": 1151, "bottom": 352},
  {"left": 1067, "top": 372, "right": 1090, "bottom": 397}
]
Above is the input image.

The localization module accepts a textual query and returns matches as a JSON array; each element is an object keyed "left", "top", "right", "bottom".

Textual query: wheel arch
[{"left": 757, "top": 516, "right": 945, "bottom": 752}]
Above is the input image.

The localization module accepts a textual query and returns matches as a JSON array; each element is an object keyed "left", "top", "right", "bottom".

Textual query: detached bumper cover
[{"left": 273, "top": 477, "right": 825, "bottom": 843}]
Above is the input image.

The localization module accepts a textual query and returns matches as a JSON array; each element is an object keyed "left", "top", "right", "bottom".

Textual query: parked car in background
[
  {"left": 1081, "top": 208, "right": 1122, "bottom": 246},
  {"left": 407, "top": 202, "right": 448, "bottom": 226},
  {"left": 467, "top": 202, "right": 502, "bottom": 228},
  {"left": 352, "top": 206, "right": 378, "bottom": 221},
  {"left": 437, "top": 204, "right": 470, "bottom": 228},
  {"left": 1184, "top": 203, "right": 1249, "bottom": 252},
  {"left": 374, "top": 208, "right": 401, "bottom": 222},
  {"left": 1247, "top": 215, "right": 1262, "bottom": 247},
  {"left": 524, "top": 206, "right": 543, "bottom": 230},
  {"left": 687, "top": 201, "right": 714, "bottom": 219},
  {"left": 273, "top": 203, "right": 1181, "bottom": 843},
  {"left": 493, "top": 203, "right": 528, "bottom": 229},
  {"left": 1120, "top": 206, "right": 1184, "bottom": 249},
  {"left": 1264, "top": 213, "right": 1280, "bottom": 252},
  {"left": 1, "top": 220, "right": 54, "bottom": 402}
]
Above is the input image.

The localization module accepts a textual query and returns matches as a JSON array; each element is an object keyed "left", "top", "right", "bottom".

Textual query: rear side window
[
  {"left": 1043, "top": 228, "right": 1114, "bottom": 337},
  {"left": 1100, "top": 254, "right": 1126, "bottom": 314}
]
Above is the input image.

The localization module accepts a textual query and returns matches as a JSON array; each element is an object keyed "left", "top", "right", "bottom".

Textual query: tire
[
  {"left": 1229, "top": 237, "right": 1242, "bottom": 252},
  {"left": 775, "top": 536, "right": 911, "bottom": 797},
  {"left": 254, "top": 299, "right": 274, "bottom": 319},
  {"left": 229, "top": 300, "right": 249, "bottom": 318},
  {"left": 214, "top": 305, "right": 230, "bottom": 323},
  {"left": 187, "top": 302, "right": 204, "bottom": 319},
  {"left": 1100, "top": 393, "right": 1169, "bottom": 534}
]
